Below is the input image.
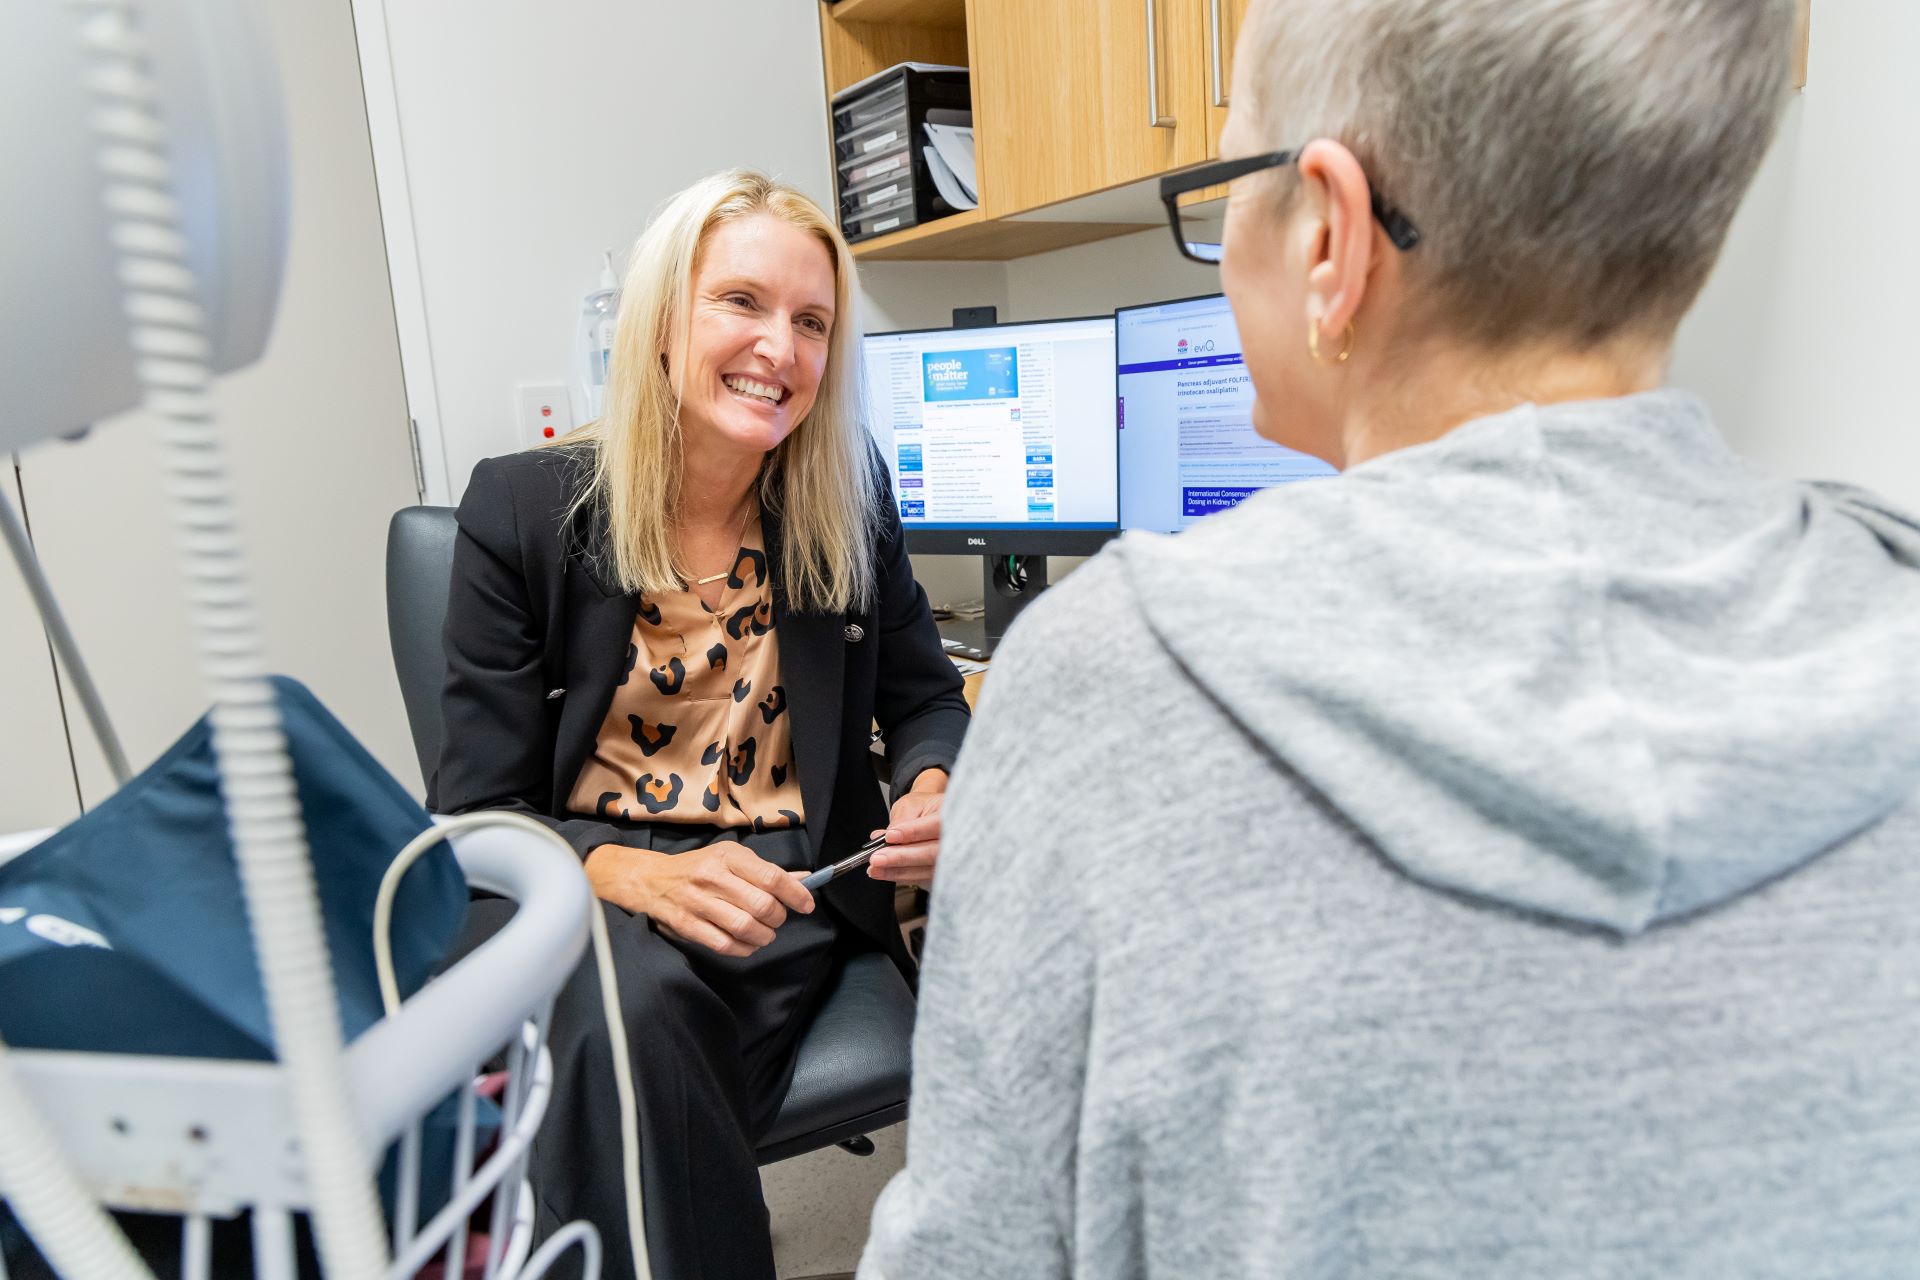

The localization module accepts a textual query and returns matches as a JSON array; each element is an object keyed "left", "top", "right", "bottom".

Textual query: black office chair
[{"left": 385, "top": 505, "right": 913, "bottom": 1164}]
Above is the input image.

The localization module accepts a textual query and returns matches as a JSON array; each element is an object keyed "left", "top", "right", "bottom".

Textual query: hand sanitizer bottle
[{"left": 578, "top": 249, "right": 620, "bottom": 420}]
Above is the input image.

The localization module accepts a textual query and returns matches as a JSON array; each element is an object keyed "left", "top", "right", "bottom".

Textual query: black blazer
[{"left": 428, "top": 445, "right": 970, "bottom": 962}]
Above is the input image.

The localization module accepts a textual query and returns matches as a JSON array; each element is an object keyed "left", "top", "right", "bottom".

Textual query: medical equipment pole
[
  {"left": 58, "top": 1, "right": 391, "bottom": 1273},
  {"left": 0, "top": 482, "right": 132, "bottom": 784}
]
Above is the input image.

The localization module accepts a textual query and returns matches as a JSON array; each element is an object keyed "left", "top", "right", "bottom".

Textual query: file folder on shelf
[{"left": 831, "top": 64, "right": 972, "bottom": 244}]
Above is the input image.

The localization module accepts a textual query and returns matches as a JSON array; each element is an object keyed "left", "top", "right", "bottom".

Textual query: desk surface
[
  {"left": 935, "top": 615, "right": 989, "bottom": 654},
  {"left": 935, "top": 617, "right": 991, "bottom": 709}
]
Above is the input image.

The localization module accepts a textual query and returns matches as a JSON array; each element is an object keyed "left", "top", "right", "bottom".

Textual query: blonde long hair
[{"left": 556, "top": 169, "right": 877, "bottom": 614}]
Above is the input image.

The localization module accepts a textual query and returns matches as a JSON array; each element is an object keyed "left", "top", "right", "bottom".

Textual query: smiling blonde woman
[
  {"left": 571, "top": 170, "right": 879, "bottom": 615},
  {"left": 432, "top": 169, "right": 968, "bottom": 1279}
]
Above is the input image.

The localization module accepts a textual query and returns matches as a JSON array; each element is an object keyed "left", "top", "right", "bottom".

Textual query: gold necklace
[{"left": 684, "top": 500, "right": 756, "bottom": 588}]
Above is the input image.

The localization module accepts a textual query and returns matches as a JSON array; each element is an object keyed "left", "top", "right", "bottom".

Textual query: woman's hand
[
  {"left": 585, "top": 839, "right": 815, "bottom": 958},
  {"left": 869, "top": 769, "right": 949, "bottom": 889}
]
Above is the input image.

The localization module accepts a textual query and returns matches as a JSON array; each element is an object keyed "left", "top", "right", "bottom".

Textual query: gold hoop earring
[{"left": 1308, "top": 318, "right": 1355, "bottom": 366}]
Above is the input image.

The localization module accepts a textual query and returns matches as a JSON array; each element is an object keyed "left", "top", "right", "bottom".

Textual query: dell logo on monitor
[{"left": 966, "top": 537, "right": 987, "bottom": 547}]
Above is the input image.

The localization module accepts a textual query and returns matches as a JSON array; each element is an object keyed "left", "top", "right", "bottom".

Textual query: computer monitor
[
  {"left": 863, "top": 313, "right": 1118, "bottom": 647},
  {"left": 1115, "top": 293, "right": 1337, "bottom": 534},
  {"left": 862, "top": 314, "right": 1118, "bottom": 557}
]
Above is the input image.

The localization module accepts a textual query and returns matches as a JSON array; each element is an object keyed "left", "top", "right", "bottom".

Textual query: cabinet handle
[
  {"left": 1145, "top": 0, "right": 1176, "bottom": 129},
  {"left": 1210, "top": 0, "right": 1230, "bottom": 108}
]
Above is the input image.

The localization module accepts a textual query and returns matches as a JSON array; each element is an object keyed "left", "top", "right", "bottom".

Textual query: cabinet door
[
  {"left": 971, "top": 0, "right": 1210, "bottom": 216},
  {"left": 1204, "top": 0, "right": 1251, "bottom": 154}
]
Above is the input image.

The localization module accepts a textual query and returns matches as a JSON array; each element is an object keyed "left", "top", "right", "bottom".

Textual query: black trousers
[{"left": 456, "top": 823, "right": 846, "bottom": 1280}]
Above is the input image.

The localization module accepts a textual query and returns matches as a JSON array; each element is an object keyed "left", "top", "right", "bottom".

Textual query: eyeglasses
[{"left": 1159, "top": 150, "right": 1422, "bottom": 265}]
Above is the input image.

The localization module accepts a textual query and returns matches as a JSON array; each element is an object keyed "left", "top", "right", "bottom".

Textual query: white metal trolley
[{"left": 0, "top": 819, "right": 600, "bottom": 1280}]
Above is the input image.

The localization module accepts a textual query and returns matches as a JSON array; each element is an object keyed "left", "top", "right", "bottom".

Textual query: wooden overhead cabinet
[
  {"left": 968, "top": 0, "right": 1211, "bottom": 216},
  {"left": 816, "top": 0, "right": 1240, "bottom": 256},
  {"left": 820, "top": 0, "right": 1801, "bottom": 259},
  {"left": 1202, "top": 0, "right": 1251, "bottom": 155}
]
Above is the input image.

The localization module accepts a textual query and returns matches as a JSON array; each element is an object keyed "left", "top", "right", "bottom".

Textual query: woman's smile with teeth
[{"left": 723, "top": 374, "right": 784, "bottom": 405}]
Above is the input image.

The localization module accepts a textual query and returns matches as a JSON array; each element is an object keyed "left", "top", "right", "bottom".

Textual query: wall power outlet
[{"left": 514, "top": 382, "right": 574, "bottom": 448}]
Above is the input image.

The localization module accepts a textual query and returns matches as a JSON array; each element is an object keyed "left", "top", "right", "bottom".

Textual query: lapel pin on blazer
[{"left": 843, "top": 623, "right": 865, "bottom": 643}]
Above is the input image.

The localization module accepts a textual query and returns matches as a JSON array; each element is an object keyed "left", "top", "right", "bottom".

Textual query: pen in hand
[{"left": 799, "top": 831, "right": 891, "bottom": 893}]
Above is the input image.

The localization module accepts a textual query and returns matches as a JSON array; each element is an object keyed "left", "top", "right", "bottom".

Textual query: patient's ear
[{"left": 1297, "top": 138, "right": 1380, "bottom": 341}]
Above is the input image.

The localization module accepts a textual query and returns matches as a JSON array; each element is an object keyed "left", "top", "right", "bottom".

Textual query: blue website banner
[
  {"left": 1181, "top": 486, "right": 1261, "bottom": 518},
  {"left": 923, "top": 347, "right": 1019, "bottom": 402},
  {"left": 896, "top": 443, "right": 923, "bottom": 473}
]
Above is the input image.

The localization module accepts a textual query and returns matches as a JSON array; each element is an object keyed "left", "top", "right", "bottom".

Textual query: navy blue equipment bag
[{"left": 0, "top": 675, "right": 466, "bottom": 1058}]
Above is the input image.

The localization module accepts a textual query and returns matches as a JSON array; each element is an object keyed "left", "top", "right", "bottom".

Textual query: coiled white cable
[
  {"left": 9, "top": 2, "right": 391, "bottom": 1275},
  {"left": 0, "top": 1045, "right": 154, "bottom": 1280},
  {"left": 518, "top": 1222, "right": 602, "bottom": 1280},
  {"left": 374, "top": 813, "right": 650, "bottom": 1280}
]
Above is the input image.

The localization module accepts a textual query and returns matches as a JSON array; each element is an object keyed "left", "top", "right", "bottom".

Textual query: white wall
[
  {"left": 1671, "top": 0, "right": 1920, "bottom": 507},
  {"left": 0, "top": 468, "right": 81, "bottom": 834},
  {"left": 377, "top": 1, "right": 840, "bottom": 490},
  {"left": 369, "top": 0, "right": 1015, "bottom": 605},
  {"left": 370, "top": 0, "right": 1919, "bottom": 619},
  {"left": 1001, "top": 226, "right": 1219, "bottom": 321},
  {"left": 3, "top": 0, "right": 422, "bottom": 818},
  {"left": 860, "top": 260, "right": 1009, "bottom": 335}
]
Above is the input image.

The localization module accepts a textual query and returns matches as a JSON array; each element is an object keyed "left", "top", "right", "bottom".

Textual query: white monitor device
[
  {"left": 1116, "top": 293, "right": 1336, "bottom": 533},
  {"left": 861, "top": 315, "right": 1118, "bottom": 556}
]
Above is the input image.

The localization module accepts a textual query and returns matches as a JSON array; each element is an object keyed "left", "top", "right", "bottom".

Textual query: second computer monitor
[
  {"left": 1116, "top": 293, "right": 1337, "bottom": 534},
  {"left": 862, "top": 314, "right": 1118, "bottom": 555}
]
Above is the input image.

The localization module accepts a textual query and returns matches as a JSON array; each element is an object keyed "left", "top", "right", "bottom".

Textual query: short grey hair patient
[
  {"left": 861, "top": 1, "right": 1920, "bottom": 1277},
  {"left": 1241, "top": 0, "right": 1796, "bottom": 344}
]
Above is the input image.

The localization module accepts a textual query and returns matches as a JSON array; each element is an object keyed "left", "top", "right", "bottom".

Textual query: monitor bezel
[
  {"left": 1114, "top": 291, "right": 1234, "bottom": 536},
  {"left": 862, "top": 312, "right": 1122, "bottom": 557},
  {"left": 1112, "top": 290, "right": 1230, "bottom": 327}
]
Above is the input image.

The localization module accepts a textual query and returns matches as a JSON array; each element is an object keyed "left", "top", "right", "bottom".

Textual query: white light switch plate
[{"left": 514, "top": 382, "right": 573, "bottom": 448}]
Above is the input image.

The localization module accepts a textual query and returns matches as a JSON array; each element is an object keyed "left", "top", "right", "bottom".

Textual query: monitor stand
[{"left": 983, "top": 553, "right": 1047, "bottom": 651}]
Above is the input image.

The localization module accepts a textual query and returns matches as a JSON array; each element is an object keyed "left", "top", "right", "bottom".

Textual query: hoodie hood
[{"left": 1115, "top": 390, "right": 1920, "bottom": 933}]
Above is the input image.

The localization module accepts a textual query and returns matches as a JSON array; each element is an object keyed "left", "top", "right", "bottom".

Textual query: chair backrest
[{"left": 385, "top": 505, "right": 459, "bottom": 786}]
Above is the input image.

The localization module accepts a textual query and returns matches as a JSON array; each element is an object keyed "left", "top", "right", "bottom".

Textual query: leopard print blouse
[{"left": 566, "top": 519, "right": 804, "bottom": 832}]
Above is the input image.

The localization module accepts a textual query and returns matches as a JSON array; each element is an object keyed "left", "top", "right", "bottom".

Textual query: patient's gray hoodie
[{"left": 862, "top": 391, "right": 1920, "bottom": 1279}]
